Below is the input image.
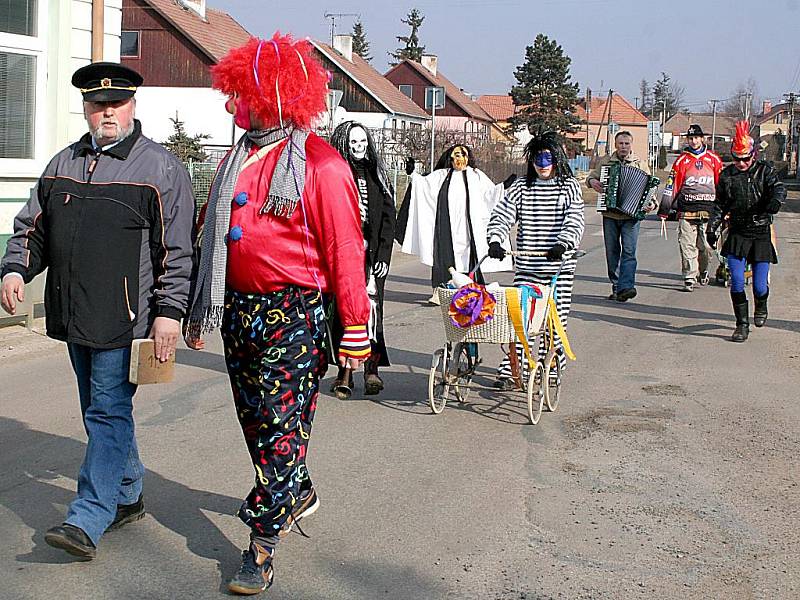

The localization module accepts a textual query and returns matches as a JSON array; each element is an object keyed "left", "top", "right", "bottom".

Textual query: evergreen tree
[
  {"left": 351, "top": 20, "right": 372, "bottom": 62},
  {"left": 509, "top": 34, "right": 581, "bottom": 134},
  {"left": 388, "top": 8, "right": 426, "bottom": 66},
  {"left": 652, "top": 72, "right": 684, "bottom": 122},
  {"left": 163, "top": 116, "right": 209, "bottom": 163},
  {"left": 638, "top": 78, "right": 652, "bottom": 115}
]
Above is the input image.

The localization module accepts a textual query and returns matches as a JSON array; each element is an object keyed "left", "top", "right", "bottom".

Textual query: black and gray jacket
[
  {"left": 0, "top": 121, "right": 196, "bottom": 349},
  {"left": 709, "top": 160, "right": 785, "bottom": 236}
]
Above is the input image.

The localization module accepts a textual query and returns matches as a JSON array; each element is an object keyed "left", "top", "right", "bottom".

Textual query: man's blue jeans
[
  {"left": 602, "top": 216, "right": 641, "bottom": 292},
  {"left": 65, "top": 343, "right": 144, "bottom": 546}
]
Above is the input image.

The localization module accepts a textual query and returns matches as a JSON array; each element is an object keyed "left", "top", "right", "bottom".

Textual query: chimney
[
  {"left": 178, "top": 0, "right": 206, "bottom": 20},
  {"left": 762, "top": 100, "right": 772, "bottom": 115},
  {"left": 333, "top": 34, "right": 353, "bottom": 62},
  {"left": 421, "top": 54, "right": 438, "bottom": 77}
]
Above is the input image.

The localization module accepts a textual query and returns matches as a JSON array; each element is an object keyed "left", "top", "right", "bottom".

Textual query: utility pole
[
  {"left": 709, "top": 99, "right": 719, "bottom": 151},
  {"left": 784, "top": 92, "right": 797, "bottom": 175},
  {"left": 744, "top": 92, "right": 753, "bottom": 122},
  {"left": 605, "top": 89, "right": 614, "bottom": 155},
  {"left": 323, "top": 12, "right": 359, "bottom": 47}
]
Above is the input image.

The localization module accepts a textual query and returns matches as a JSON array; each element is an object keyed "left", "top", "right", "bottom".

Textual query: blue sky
[{"left": 215, "top": 0, "right": 798, "bottom": 110}]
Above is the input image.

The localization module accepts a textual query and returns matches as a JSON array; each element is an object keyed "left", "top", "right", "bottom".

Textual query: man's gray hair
[{"left": 615, "top": 130, "right": 633, "bottom": 140}]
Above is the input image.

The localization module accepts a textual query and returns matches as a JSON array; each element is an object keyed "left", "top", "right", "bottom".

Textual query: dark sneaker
[
  {"left": 698, "top": 271, "right": 710, "bottom": 286},
  {"left": 616, "top": 288, "right": 637, "bottom": 302},
  {"left": 364, "top": 372, "right": 384, "bottom": 395},
  {"left": 683, "top": 280, "right": 694, "bottom": 292},
  {"left": 279, "top": 486, "right": 320, "bottom": 538},
  {"left": 493, "top": 378, "right": 515, "bottom": 391},
  {"left": 44, "top": 524, "right": 96, "bottom": 560},
  {"left": 228, "top": 542, "right": 274, "bottom": 595},
  {"left": 108, "top": 494, "right": 145, "bottom": 531}
]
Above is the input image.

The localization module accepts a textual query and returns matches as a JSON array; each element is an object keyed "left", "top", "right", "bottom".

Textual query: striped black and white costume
[{"left": 487, "top": 176, "right": 585, "bottom": 376}]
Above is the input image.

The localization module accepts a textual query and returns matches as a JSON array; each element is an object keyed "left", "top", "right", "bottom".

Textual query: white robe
[{"left": 400, "top": 167, "right": 513, "bottom": 273}]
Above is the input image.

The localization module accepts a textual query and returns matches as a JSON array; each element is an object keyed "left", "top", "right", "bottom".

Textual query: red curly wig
[
  {"left": 211, "top": 33, "right": 329, "bottom": 130},
  {"left": 731, "top": 120, "right": 755, "bottom": 158}
]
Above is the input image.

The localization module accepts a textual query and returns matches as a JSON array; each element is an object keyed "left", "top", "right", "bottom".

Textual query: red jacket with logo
[{"left": 658, "top": 147, "right": 723, "bottom": 217}]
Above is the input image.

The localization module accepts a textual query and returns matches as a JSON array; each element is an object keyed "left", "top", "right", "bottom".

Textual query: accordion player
[{"left": 596, "top": 162, "right": 660, "bottom": 219}]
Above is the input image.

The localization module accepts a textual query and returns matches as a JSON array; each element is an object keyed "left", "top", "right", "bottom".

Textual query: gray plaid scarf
[{"left": 186, "top": 127, "right": 309, "bottom": 337}]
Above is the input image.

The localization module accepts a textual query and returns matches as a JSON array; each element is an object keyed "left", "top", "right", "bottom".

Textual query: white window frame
[{"left": 0, "top": 0, "right": 49, "bottom": 177}]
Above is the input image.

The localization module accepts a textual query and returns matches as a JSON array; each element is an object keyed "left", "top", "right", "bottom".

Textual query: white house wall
[{"left": 134, "top": 87, "right": 241, "bottom": 146}]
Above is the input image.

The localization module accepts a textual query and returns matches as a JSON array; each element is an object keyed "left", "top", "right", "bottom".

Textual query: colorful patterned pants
[{"left": 222, "top": 287, "right": 328, "bottom": 542}]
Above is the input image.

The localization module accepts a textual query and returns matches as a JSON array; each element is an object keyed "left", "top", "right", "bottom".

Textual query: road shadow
[
  {"left": 0, "top": 417, "right": 241, "bottom": 590},
  {"left": 175, "top": 347, "right": 227, "bottom": 374}
]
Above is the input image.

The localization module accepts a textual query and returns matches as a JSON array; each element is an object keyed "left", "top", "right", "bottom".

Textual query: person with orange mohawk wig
[
  {"left": 707, "top": 121, "right": 784, "bottom": 342},
  {"left": 184, "top": 33, "right": 370, "bottom": 594}
]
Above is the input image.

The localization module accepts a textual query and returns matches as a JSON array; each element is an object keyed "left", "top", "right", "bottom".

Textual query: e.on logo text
[{"left": 685, "top": 175, "right": 713, "bottom": 186}]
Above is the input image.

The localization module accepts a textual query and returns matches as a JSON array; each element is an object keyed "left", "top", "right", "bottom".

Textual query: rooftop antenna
[{"left": 324, "top": 12, "right": 360, "bottom": 47}]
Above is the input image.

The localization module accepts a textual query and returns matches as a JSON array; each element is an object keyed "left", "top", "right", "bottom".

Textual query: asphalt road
[{"left": 1, "top": 199, "right": 799, "bottom": 600}]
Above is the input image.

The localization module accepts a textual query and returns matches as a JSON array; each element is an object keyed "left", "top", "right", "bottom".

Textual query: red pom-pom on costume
[
  {"left": 211, "top": 33, "right": 328, "bottom": 130},
  {"left": 731, "top": 120, "right": 754, "bottom": 158}
]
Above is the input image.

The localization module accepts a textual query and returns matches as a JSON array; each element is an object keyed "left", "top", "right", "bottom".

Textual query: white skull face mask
[{"left": 349, "top": 127, "right": 368, "bottom": 161}]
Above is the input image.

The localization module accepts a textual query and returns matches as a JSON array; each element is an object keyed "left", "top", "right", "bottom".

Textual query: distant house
[
  {"left": 311, "top": 36, "right": 429, "bottom": 136},
  {"left": 121, "top": 0, "right": 252, "bottom": 149},
  {"left": 384, "top": 56, "right": 496, "bottom": 138},
  {"left": 755, "top": 101, "right": 794, "bottom": 138},
  {"left": 574, "top": 93, "right": 649, "bottom": 161},
  {"left": 664, "top": 112, "right": 737, "bottom": 151}
]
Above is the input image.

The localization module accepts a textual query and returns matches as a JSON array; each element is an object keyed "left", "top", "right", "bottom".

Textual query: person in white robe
[{"left": 395, "top": 145, "right": 513, "bottom": 303}]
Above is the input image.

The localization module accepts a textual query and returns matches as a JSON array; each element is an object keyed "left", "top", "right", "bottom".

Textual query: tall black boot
[
  {"left": 754, "top": 291, "right": 769, "bottom": 327},
  {"left": 731, "top": 291, "right": 749, "bottom": 343}
]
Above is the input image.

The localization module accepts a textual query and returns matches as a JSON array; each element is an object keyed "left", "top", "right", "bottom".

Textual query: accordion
[{"left": 596, "top": 163, "right": 660, "bottom": 218}]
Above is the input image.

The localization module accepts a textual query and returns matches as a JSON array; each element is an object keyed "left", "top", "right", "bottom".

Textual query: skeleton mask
[
  {"left": 349, "top": 126, "right": 368, "bottom": 161},
  {"left": 451, "top": 146, "right": 468, "bottom": 171}
]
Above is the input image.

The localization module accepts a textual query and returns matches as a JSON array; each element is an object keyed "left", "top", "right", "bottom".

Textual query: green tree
[
  {"left": 163, "top": 115, "right": 209, "bottom": 163},
  {"left": 651, "top": 72, "right": 684, "bottom": 121},
  {"left": 351, "top": 20, "right": 372, "bottom": 62},
  {"left": 388, "top": 8, "right": 426, "bottom": 66},
  {"left": 638, "top": 78, "right": 652, "bottom": 114},
  {"left": 509, "top": 34, "right": 581, "bottom": 134}
]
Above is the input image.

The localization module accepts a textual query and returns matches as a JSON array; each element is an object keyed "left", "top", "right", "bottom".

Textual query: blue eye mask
[{"left": 534, "top": 151, "right": 553, "bottom": 168}]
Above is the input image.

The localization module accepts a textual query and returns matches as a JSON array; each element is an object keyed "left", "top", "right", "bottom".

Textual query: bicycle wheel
[
  {"left": 428, "top": 345, "right": 450, "bottom": 414},
  {"left": 453, "top": 342, "right": 474, "bottom": 403},
  {"left": 526, "top": 361, "right": 546, "bottom": 425},
  {"left": 545, "top": 350, "right": 562, "bottom": 412}
]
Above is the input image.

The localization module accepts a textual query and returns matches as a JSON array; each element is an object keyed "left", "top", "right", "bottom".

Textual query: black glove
[
  {"left": 706, "top": 230, "right": 717, "bottom": 248},
  {"left": 546, "top": 244, "right": 566, "bottom": 261},
  {"left": 488, "top": 241, "right": 506, "bottom": 260},
  {"left": 765, "top": 198, "right": 782, "bottom": 214},
  {"left": 405, "top": 157, "right": 415, "bottom": 175},
  {"left": 503, "top": 174, "right": 517, "bottom": 189}
]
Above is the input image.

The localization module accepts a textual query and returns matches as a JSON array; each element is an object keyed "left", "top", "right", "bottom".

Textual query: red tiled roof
[
  {"left": 312, "top": 42, "right": 429, "bottom": 120},
  {"left": 143, "top": 0, "right": 252, "bottom": 62},
  {"left": 664, "top": 112, "right": 737, "bottom": 136},
  {"left": 476, "top": 95, "right": 514, "bottom": 121},
  {"left": 574, "top": 94, "right": 647, "bottom": 126},
  {"left": 386, "top": 60, "right": 494, "bottom": 123}
]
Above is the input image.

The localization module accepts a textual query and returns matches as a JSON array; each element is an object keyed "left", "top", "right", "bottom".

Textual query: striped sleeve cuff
[{"left": 339, "top": 325, "right": 371, "bottom": 360}]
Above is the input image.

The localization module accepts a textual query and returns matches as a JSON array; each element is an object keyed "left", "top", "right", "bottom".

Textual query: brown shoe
[
  {"left": 332, "top": 367, "right": 353, "bottom": 399},
  {"left": 279, "top": 485, "right": 320, "bottom": 538},
  {"left": 363, "top": 358, "right": 384, "bottom": 395}
]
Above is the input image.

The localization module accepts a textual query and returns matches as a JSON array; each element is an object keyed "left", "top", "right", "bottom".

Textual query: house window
[
  {"left": 0, "top": 0, "right": 45, "bottom": 165},
  {"left": 1, "top": 0, "right": 37, "bottom": 36},
  {"left": 399, "top": 84, "right": 412, "bottom": 98},
  {"left": 121, "top": 31, "right": 140, "bottom": 58},
  {"left": 776, "top": 113, "right": 783, "bottom": 125}
]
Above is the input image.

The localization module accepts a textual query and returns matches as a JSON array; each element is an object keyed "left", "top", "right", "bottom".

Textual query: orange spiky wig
[
  {"left": 731, "top": 120, "right": 755, "bottom": 158},
  {"left": 211, "top": 33, "right": 329, "bottom": 130}
]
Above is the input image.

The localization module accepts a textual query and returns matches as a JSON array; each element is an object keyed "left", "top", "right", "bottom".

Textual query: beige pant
[{"left": 678, "top": 218, "right": 711, "bottom": 280}]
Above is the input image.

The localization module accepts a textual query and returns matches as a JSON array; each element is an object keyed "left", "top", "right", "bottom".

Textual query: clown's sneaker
[{"left": 228, "top": 542, "right": 274, "bottom": 595}]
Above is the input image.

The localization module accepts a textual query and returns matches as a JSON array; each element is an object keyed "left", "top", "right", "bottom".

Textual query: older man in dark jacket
[{"left": 0, "top": 62, "right": 195, "bottom": 559}]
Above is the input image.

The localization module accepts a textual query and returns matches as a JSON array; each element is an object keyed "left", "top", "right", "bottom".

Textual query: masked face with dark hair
[
  {"left": 451, "top": 146, "right": 469, "bottom": 171},
  {"left": 349, "top": 126, "right": 368, "bottom": 161},
  {"left": 533, "top": 149, "right": 554, "bottom": 180}
]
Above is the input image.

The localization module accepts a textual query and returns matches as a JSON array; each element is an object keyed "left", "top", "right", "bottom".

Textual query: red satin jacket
[{"left": 224, "top": 133, "right": 370, "bottom": 327}]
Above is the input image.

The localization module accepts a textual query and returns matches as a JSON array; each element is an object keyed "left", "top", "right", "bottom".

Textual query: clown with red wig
[
  {"left": 185, "top": 34, "right": 370, "bottom": 594},
  {"left": 707, "top": 121, "right": 785, "bottom": 342}
]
